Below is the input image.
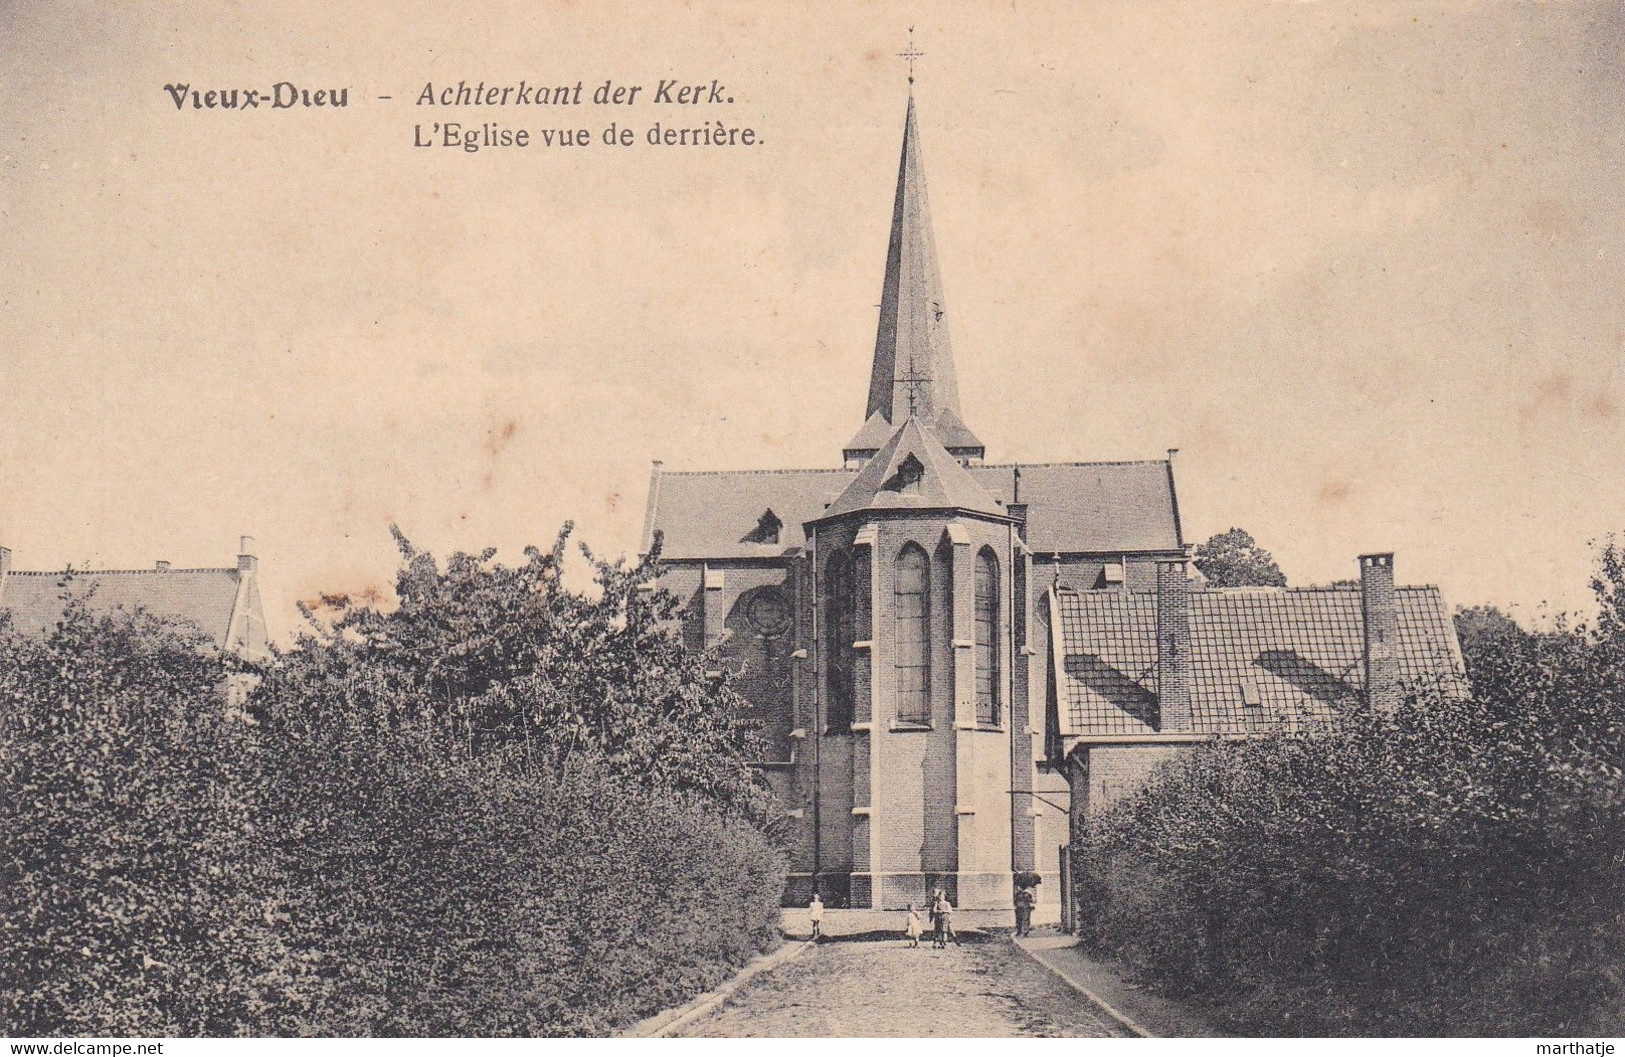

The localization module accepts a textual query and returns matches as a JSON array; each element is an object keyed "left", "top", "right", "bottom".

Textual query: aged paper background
[{"left": 2, "top": 0, "right": 1621, "bottom": 641}]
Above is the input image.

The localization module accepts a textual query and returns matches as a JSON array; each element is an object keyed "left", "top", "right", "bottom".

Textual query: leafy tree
[
  {"left": 1452, "top": 604, "right": 1531, "bottom": 686},
  {"left": 2, "top": 531, "right": 788, "bottom": 1036},
  {"left": 256, "top": 523, "right": 772, "bottom": 817},
  {"left": 1193, "top": 528, "right": 1288, "bottom": 588},
  {"left": 1590, "top": 535, "right": 1625, "bottom": 665},
  {"left": 242, "top": 525, "right": 785, "bottom": 1034}
]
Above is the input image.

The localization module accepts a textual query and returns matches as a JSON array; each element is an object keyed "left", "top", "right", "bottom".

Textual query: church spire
[{"left": 844, "top": 95, "right": 985, "bottom": 465}]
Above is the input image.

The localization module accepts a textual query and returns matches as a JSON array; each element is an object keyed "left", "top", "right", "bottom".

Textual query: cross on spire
[
  {"left": 843, "top": 75, "right": 985, "bottom": 464},
  {"left": 897, "top": 26, "right": 925, "bottom": 87},
  {"left": 897, "top": 352, "right": 933, "bottom": 417}
]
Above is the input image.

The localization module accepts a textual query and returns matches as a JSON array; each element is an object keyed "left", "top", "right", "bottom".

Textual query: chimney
[
  {"left": 1359, "top": 553, "right": 1400, "bottom": 710},
  {"left": 1156, "top": 555, "right": 1193, "bottom": 732},
  {"left": 1007, "top": 502, "right": 1029, "bottom": 542},
  {"left": 237, "top": 536, "right": 258, "bottom": 575},
  {"left": 0, "top": 546, "right": 11, "bottom": 597},
  {"left": 155, "top": 560, "right": 171, "bottom": 572}
]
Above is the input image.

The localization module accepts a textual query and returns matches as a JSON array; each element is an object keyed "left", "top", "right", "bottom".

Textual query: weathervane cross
[
  {"left": 897, "top": 26, "right": 925, "bottom": 86},
  {"left": 898, "top": 353, "right": 932, "bottom": 418}
]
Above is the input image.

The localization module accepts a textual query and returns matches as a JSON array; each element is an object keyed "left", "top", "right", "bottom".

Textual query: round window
[{"left": 745, "top": 589, "right": 791, "bottom": 637}]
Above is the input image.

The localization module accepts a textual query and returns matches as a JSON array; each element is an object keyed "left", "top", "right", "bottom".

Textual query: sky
[{"left": 2, "top": 0, "right": 1622, "bottom": 641}]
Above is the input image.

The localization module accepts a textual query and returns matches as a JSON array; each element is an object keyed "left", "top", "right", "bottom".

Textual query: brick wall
[{"left": 1079, "top": 744, "right": 1191, "bottom": 816}]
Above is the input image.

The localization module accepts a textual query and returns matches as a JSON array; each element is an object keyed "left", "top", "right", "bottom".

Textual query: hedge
[
  {"left": 2, "top": 531, "right": 787, "bottom": 1037},
  {"left": 1071, "top": 546, "right": 1625, "bottom": 1036}
]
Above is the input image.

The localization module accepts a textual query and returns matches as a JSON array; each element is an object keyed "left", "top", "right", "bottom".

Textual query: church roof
[
  {"left": 846, "top": 96, "right": 983, "bottom": 459},
  {"left": 1051, "top": 585, "right": 1464, "bottom": 738},
  {"left": 821, "top": 417, "right": 1004, "bottom": 521},
  {"left": 642, "top": 466, "right": 852, "bottom": 561},
  {"left": 642, "top": 458, "right": 1182, "bottom": 561},
  {"left": 970, "top": 461, "right": 1183, "bottom": 554},
  {"left": 846, "top": 411, "right": 899, "bottom": 454},
  {"left": 0, "top": 566, "right": 262, "bottom": 655}
]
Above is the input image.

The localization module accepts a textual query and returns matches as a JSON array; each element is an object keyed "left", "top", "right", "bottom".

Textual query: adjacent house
[{"left": 0, "top": 536, "right": 269, "bottom": 663}]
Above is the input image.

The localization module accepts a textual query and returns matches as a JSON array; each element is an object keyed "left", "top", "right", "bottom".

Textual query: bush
[
  {"left": 2, "top": 530, "right": 787, "bottom": 1037},
  {"left": 244, "top": 708, "right": 783, "bottom": 1036},
  {"left": 1073, "top": 542, "right": 1625, "bottom": 1036},
  {"left": 0, "top": 599, "right": 305, "bottom": 1036}
]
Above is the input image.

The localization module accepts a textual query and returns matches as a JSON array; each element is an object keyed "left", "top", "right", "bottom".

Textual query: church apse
[{"left": 639, "top": 87, "right": 1196, "bottom": 917}]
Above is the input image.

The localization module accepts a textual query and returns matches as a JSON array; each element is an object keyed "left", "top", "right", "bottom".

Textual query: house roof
[
  {"left": 0, "top": 568, "right": 252, "bottom": 652},
  {"left": 643, "top": 458, "right": 1184, "bottom": 561},
  {"left": 822, "top": 417, "right": 1004, "bottom": 521},
  {"left": 1051, "top": 585, "right": 1464, "bottom": 737}
]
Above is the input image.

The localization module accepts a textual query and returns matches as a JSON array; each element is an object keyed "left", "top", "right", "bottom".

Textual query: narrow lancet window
[
  {"left": 975, "top": 547, "right": 1000, "bottom": 726},
  {"left": 825, "top": 551, "right": 855, "bottom": 731},
  {"left": 894, "top": 544, "right": 931, "bottom": 725}
]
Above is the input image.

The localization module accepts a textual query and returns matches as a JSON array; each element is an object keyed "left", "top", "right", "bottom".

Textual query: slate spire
[{"left": 845, "top": 96, "right": 985, "bottom": 464}]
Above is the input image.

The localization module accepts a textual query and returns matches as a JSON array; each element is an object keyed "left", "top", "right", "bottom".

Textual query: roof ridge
[
  {"left": 1271, "top": 584, "right": 1443, "bottom": 594},
  {"left": 7, "top": 567, "right": 236, "bottom": 576},
  {"left": 660, "top": 467, "right": 852, "bottom": 478},
  {"left": 1066, "top": 583, "right": 1445, "bottom": 599},
  {"left": 975, "top": 460, "right": 1171, "bottom": 469}
]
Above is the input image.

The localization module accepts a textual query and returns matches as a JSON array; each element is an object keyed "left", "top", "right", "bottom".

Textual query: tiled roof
[
  {"left": 0, "top": 568, "right": 245, "bottom": 649},
  {"left": 822, "top": 417, "right": 1003, "bottom": 520},
  {"left": 644, "top": 459, "right": 1183, "bottom": 562},
  {"left": 972, "top": 461, "right": 1182, "bottom": 554},
  {"left": 1052, "top": 585, "right": 1463, "bottom": 737},
  {"left": 643, "top": 467, "right": 853, "bottom": 561}
]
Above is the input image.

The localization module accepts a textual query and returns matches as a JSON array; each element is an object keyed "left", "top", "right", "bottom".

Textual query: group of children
[
  {"left": 803, "top": 890, "right": 958, "bottom": 948},
  {"left": 904, "top": 891, "right": 959, "bottom": 949}
]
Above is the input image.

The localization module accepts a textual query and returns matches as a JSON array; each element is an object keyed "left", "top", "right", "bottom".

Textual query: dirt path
[{"left": 679, "top": 935, "right": 1122, "bottom": 1038}]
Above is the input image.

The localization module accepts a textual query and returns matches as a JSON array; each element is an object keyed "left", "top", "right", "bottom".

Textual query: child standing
[
  {"left": 808, "top": 891, "right": 824, "bottom": 941},
  {"left": 904, "top": 904, "right": 923, "bottom": 948},
  {"left": 933, "top": 891, "right": 957, "bottom": 948}
]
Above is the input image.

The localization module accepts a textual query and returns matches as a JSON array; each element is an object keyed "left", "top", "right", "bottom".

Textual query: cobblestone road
[{"left": 680, "top": 936, "right": 1121, "bottom": 1038}]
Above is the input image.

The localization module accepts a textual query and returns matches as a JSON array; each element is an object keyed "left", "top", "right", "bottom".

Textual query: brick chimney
[
  {"left": 155, "top": 560, "right": 171, "bottom": 572},
  {"left": 1007, "top": 503, "right": 1029, "bottom": 542},
  {"left": 1156, "top": 555, "right": 1194, "bottom": 732},
  {"left": 237, "top": 536, "right": 258, "bottom": 575},
  {"left": 0, "top": 546, "right": 11, "bottom": 601},
  {"left": 1359, "top": 553, "right": 1400, "bottom": 710}
]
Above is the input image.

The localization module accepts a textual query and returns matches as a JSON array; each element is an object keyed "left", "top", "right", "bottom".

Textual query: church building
[{"left": 640, "top": 95, "right": 1463, "bottom": 920}]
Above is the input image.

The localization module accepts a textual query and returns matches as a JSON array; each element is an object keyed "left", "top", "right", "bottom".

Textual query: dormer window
[
  {"left": 743, "top": 508, "right": 783, "bottom": 546},
  {"left": 884, "top": 453, "right": 925, "bottom": 495}
]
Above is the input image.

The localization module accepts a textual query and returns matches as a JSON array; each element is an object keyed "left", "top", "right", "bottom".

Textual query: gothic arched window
[
  {"left": 825, "top": 551, "right": 855, "bottom": 732},
  {"left": 894, "top": 543, "right": 931, "bottom": 725},
  {"left": 975, "top": 547, "right": 1000, "bottom": 726}
]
